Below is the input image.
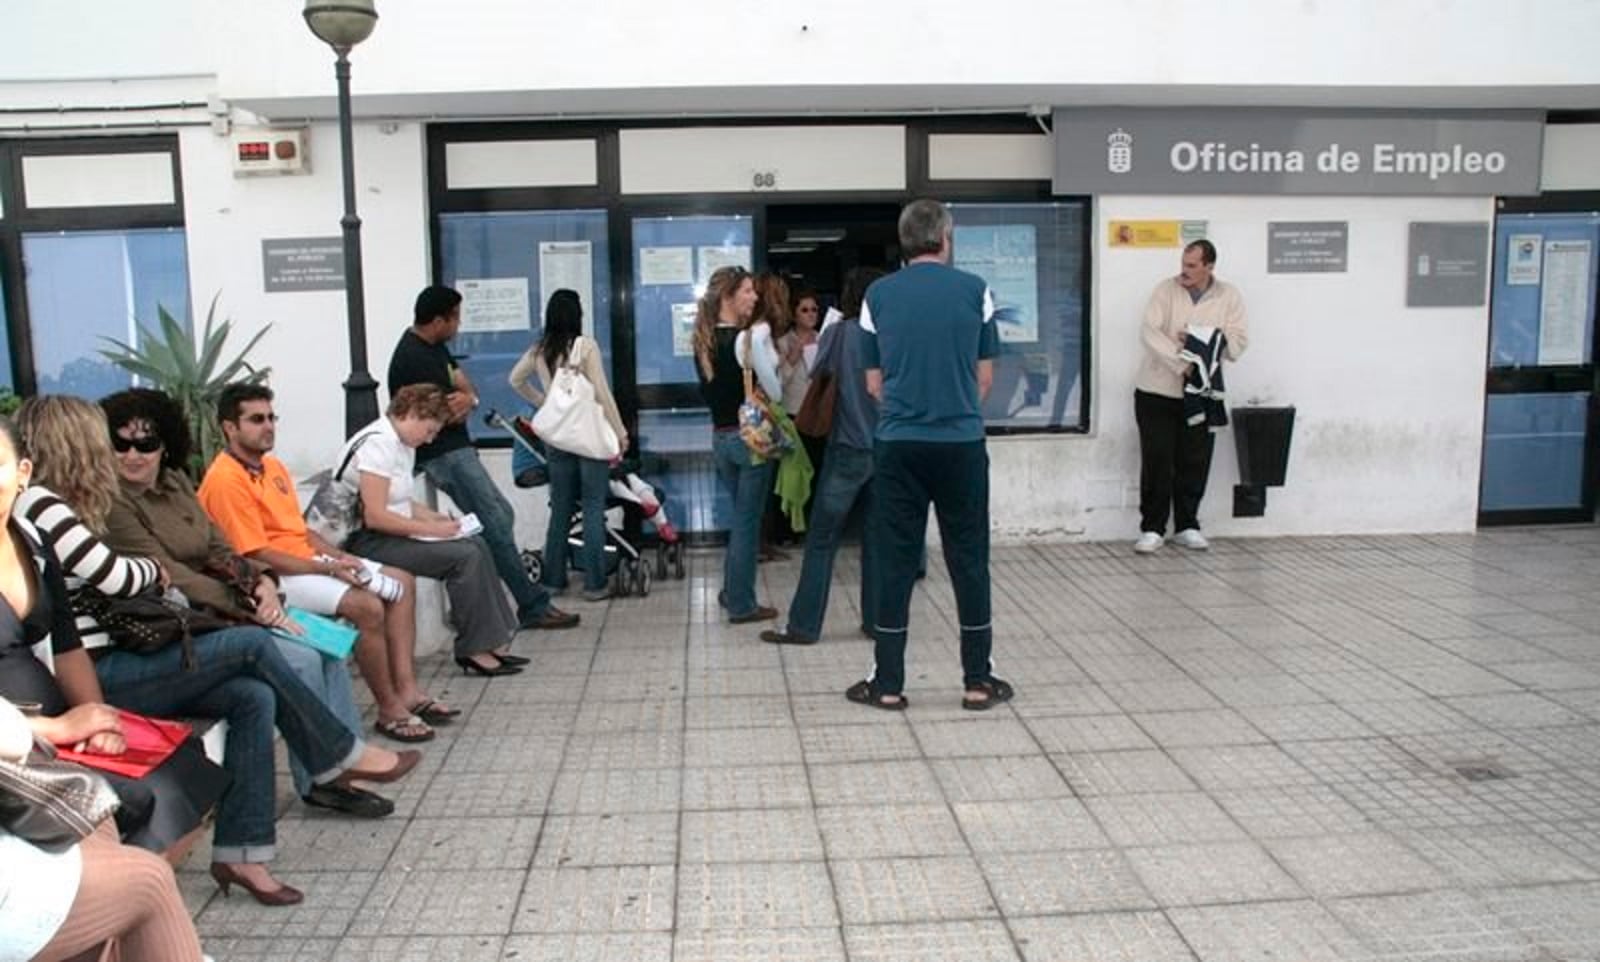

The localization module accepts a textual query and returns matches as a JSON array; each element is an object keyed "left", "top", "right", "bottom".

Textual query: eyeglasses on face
[
  {"left": 111, "top": 434, "right": 163, "bottom": 454},
  {"left": 238, "top": 413, "right": 279, "bottom": 425}
]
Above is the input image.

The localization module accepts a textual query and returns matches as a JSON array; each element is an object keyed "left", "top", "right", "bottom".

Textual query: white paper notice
[
  {"left": 671, "top": 303, "right": 698, "bottom": 356},
  {"left": 457, "top": 278, "right": 530, "bottom": 334},
  {"left": 697, "top": 246, "right": 752, "bottom": 285},
  {"left": 1506, "top": 233, "right": 1542, "bottom": 286},
  {"left": 539, "top": 241, "right": 594, "bottom": 335},
  {"left": 639, "top": 247, "right": 694, "bottom": 286},
  {"left": 1538, "top": 239, "right": 1592, "bottom": 366}
]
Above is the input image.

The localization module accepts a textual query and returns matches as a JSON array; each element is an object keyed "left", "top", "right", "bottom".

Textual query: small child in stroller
[{"left": 485, "top": 410, "right": 685, "bottom": 596}]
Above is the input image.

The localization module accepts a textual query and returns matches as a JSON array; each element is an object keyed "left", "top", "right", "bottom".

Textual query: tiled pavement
[{"left": 185, "top": 527, "right": 1600, "bottom": 961}]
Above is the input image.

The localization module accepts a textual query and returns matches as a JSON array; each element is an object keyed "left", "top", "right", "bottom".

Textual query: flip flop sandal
[
  {"left": 373, "top": 715, "right": 435, "bottom": 743},
  {"left": 845, "top": 679, "right": 908, "bottom": 711},
  {"left": 408, "top": 699, "right": 461, "bottom": 724},
  {"left": 962, "top": 678, "right": 1015, "bottom": 711}
]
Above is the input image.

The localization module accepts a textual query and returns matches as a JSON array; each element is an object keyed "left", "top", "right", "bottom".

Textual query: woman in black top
[{"left": 692, "top": 266, "right": 779, "bottom": 622}]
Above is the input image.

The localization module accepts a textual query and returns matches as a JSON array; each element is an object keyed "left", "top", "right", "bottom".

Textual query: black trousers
[{"left": 1135, "top": 389, "right": 1215, "bottom": 534}]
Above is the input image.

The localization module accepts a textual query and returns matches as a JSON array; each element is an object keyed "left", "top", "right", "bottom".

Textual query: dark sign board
[
  {"left": 1267, "top": 222, "right": 1349, "bottom": 273},
  {"left": 263, "top": 236, "right": 345, "bottom": 292}
]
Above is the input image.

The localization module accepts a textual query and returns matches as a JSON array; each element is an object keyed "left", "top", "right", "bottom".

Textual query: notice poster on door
[
  {"left": 538, "top": 241, "right": 594, "bottom": 334},
  {"left": 1538, "top": 239, "right": 1593, "bottom": 366},
  {"left": 953, "top": 224, "right": 1039, "bottom": 343},
  {"left": 639, "top": 246, "right": 694, "bottom": 286},
  {"left": 1506, "top": 233, "right": 1543, "bottom": 286},
  {"left": 697, "top": 246, "right": 752, "bottom": 286},
  {"left": 670, "top": 303, "right": 698, "bottom": 356},
  {"left": 457, "top": 278, "right": 529, "bottom": 334}
]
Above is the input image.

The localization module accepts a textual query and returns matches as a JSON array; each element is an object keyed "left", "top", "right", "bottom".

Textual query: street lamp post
[{"left": 303, "top": 0, "right": 380, "bottom": 437}]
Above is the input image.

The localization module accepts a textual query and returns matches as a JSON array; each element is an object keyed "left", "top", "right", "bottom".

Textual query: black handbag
[
  {"left": 71, "top": 587, "right": 234, "bottom": 670},
  {"left": 0, "top": 740, "right": 120, "bottom": 847}
]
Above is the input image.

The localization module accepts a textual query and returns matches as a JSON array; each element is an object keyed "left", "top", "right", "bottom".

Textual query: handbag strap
[
  {"left": 334, "top": 431, "right": 380, "bottom": 483},
  {"left": 739, "top": 331, "right": 759, "bottom": 401}
]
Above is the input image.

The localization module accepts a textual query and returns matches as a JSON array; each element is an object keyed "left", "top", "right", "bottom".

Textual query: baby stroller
[{"left": 485, "top": 409, "right": 686, "bottom": 597}]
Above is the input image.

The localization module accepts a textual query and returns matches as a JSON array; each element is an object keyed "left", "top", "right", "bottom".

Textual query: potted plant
[{"left": 99, "top": 293, "right": 272, "bottom": 477}]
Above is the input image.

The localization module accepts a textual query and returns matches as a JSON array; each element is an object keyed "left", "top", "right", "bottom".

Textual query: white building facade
[{"left": 3, "top": 0, "right": 1597, "bottom": 546}]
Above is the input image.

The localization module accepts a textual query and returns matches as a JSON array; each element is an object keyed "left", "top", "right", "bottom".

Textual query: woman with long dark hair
[
  {"left": 510, "top": 289, "right": 628, "bottom": 600},
  {"left": 693, "top": 266, "right": 779, "bottom": 623}
]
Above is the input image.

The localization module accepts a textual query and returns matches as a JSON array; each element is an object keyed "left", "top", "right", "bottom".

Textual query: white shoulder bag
[{"left": 529, "top": 337, "right": 620, "bottom": 461}]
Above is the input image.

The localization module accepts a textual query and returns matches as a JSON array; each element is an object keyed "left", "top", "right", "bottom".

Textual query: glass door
[
  {"left": 629, "top": 213, "right": 754, "bottom": 536},
  {"left": 1480, "top": 209, "right": 1600, "bottom": 523}
]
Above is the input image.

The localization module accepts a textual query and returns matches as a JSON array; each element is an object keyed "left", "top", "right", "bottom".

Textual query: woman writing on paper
[
  {"left": 337, "top": 384, "right": 522, "bottom": 676},
  {"left": 509, "top": 289, "right": 628, "bottom": 601}
]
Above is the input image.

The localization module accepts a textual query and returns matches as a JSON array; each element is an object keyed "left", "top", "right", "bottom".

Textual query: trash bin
[
  {"left": 1232, "top": 406, "right": 1295, "bottom": 488},
  {"left": 1231, "top": 406, "right": 1295, "bottom": 518}
]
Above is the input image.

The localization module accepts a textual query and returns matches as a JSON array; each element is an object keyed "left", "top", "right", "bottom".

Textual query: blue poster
[{"left": 953, "top": 224, "right": 1039, "bottom": 344}]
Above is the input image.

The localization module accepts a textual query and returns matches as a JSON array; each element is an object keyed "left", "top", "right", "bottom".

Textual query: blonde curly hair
[{"left": 15, "top": 395, "right": 121, "bottom": 533}]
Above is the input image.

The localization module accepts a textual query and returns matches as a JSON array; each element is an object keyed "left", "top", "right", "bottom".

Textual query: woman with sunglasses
[
  {"left": 14, "top": 390, "right": 419, "bottom": 906},
  {"left": 693, "top": 266, "right": 780, "bottom": 623}
]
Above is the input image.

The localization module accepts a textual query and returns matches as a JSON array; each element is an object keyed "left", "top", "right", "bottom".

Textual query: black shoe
[
  {"left": 760, "top": 629, "right": 817, "bottom": 645},
  {"left": 302, "top": 783, "right": 394, "bottom": 818},
  {"left": 729, "top": 605, "right": 778, "bottom": 624},
  {"left": 519, "top": 606, "right": 580, "bottom": 630}
]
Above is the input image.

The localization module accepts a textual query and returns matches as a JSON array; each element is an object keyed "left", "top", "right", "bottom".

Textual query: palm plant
[{"left": 99, "top": 293, "right": 272, "bottom": 476}]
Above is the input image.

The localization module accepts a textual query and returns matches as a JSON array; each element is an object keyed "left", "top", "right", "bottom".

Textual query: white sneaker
[
  {"left": 1133, "top": 532, "right": 1164, "bottom": 554},
  {"left": 1172, "top": 528, "right": 1210, "bottom": 550}
]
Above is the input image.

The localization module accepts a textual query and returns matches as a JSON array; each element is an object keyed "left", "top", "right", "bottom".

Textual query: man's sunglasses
[
  {"left": 111, "top": 435, "right": 163, "bottom": 454},
  {"left": 237, "top": 413, "right": 279, "bottom": 425}
]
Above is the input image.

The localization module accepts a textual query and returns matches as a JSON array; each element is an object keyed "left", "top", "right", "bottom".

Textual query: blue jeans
[
  {"left": 422, "top": 446, "right": 550, "bottom": 619},
  {"left": 93, "top": 625, "right": 363, "bottom": 863},
  {"left": 869, "top": 440, "right": 993, "bottom": 696},
  {"left": 273, "top": 639, "right": 363, "bottom": 798},
  {"left": 785, "top": 443, "right": 875, "bottom": 641},
  {"left": 712, "top": 430, "right": 770, "bottom": 618},
  {"left": 542, "top": 447, "right": 612, "bottom": 593}
]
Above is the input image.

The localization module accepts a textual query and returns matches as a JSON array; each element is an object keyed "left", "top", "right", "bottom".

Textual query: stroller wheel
[
  {"left": 520, "top": 549, "right": 543, "bottom": 585},
  {"left": 669, "top": 542, "right": 686, "bottom": 580},
  {"left": 637, "top": 561, "right": 652, "bottom": 597},
  {"left": 615, "top": 557, "right": 637, "bottom": 597},
  {"left": 654, "top": 543, "right": 669, "bottom": 581}
]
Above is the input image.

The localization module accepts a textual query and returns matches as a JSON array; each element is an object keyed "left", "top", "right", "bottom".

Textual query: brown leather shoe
[
  {"left": 521, "top": 606, "right": 580, "bottom": 630},
  {"left": 729, "top": 605, "right": 778, "bottom": 624}
]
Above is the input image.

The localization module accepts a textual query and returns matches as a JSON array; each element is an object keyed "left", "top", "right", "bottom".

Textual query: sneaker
[
  {"left": 759, "top": 628, "right": 818, "bottom": 645},
  {"left": 581, "top": 586, "right": 613, "bottom": 602},
  {"left": 1133, "top": 531, "right": 1164, "bottom": 554},
  {"left": 1172, "top": 528, "right": 1210, "bottom": 551},
  {"left": 729, "top": 605, "right": 778, "bottom": 624}
]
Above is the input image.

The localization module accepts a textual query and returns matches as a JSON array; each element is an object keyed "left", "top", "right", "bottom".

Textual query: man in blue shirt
[{"left": 846, "top": 199, "right": 1013, "bottom": 712}]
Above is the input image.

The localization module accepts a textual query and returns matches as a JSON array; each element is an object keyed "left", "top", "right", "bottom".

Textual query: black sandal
[
  {"left": 962, "top": 677, "right": 1015, "bottom": 711},
  {"left": 845, "top": 680, "right": 907, "bottom": 711}
]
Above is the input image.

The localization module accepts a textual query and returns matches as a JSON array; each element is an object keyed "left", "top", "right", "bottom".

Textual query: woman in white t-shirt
[
  {"left": 509, "top": 289, "right": 627, "bottom": 601},
  {"left": 338, "top": 385, "right": 521, "bottom": 677}
]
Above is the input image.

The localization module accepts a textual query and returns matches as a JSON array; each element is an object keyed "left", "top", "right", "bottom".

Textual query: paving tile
[
  {"left": 389, "top": 816, "right": 541, "bottom": 871},
  {"left": 911, "top": 716, "right": 1040, "bottom": 757},
  {"left": 932, "top": 755, "right": 1074, "bottom": 802},
  {"left": 1011, "top": 911, "right": 1196, "bottom": 962},
  {"left": 1328, "top": 890, "right": 1537, "bottom": 961},
  {"left": 195, "top": 870, "right": 376, "bottom": 938},
  {"left": 268, "top": 819, "right": 407, "bottom": 873},
  {"left": 570, "top": 698, "right": 684, "bottom": 733},
  {"left": 500, "top": 932, "right": 673, "bottom": 962},
  {"left": 816, "top": 803, "right": 969, "bottom": 858},
  {"left": 514, "top": 866, "right": 676, "bottom": 933},
  {"left": 682, "top": 763, "right": 813, "bottom": 810},
  {"left": 843, "top": 920, "right": 1020, "bottom": 962},
  {"left": 831, "top": 856, "right": 997, "bottom": 924},
  {"left": 1478, "top": 882, "right": 1600, "bottom": 960},
  {"left": 1124, "top": 840, "right": 1305, "bottom": 907},
  {"left": 329, "top": 936, "right": 506, "bottom": 961},
  {"left": 1023, "top": 712, "right": 1156, "bottom": 753},
  {"left": 951, "top": 796, "right": 1109, "bottom": 852},
  {"left": 535, "top": 812, "right": 679, "bottom": 867},
  {"left": 800, "top": 721, "right": 922, "bottom": 764},
  {"left": 548, "top": 766, "right": 682, "bottom": 814},
  {"left": 197, "top": 937, "right": 341, "bottom": 961},
  {"left": 676, "top": 861, "right": 838, "bottom": 930},
  {"left": 809, "top": 759, "right": 946, "bottom": 807},
  {"left": 414, "top": 769, "right": 557, "bottom": 817},
  {"left": 681, "top": 808, "right": 825, "bottom": 863},
  {"left": 1169, "top": 744, "right": 1319, "bottom": 791},
  {"left": 675, "top": 927, "right": 845, "bottom": 962},
  {"left": 1053, "top": 749, "right": 1200, "bottom": 795},
  {"left": 348, "top": 868, "right": 523, "bottom": 936},
  {"left": 1132, "top": 708, "right": 1269, "bottom": 747},
  {"left": 1166, "top": 899, "right": 1365, "bottom": 962},
  {"left": 1237, "top": 702, "right": 1378, "bottom": 741},
  {"left": 980, "top": 849, "right": 1154, "bottom": 915},
  {"left": 1400, "top": 826, "right": 1600, "bottom": 887},
  {"left": 684, "top": 725, "right": 804, "bottom": 767},
  {"left": 1083, "top": 791, "right": 1247, "bottom": 846},
  {"left": 1264, "top": 831, "right": 1449, "bottom": 897}
]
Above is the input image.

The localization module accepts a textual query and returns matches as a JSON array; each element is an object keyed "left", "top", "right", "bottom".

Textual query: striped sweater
[{"left": 15, "top": 486, "right": 162, "bottom": 652}]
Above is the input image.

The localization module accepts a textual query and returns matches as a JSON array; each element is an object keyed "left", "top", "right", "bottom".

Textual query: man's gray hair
[{"left": 898, "top": 199, "right": 951, "bottom": 258}]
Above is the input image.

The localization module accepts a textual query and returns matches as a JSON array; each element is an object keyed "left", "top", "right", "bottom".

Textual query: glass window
[
  {"left": 1489, "top": 212, "right": 1600, "bottom": 368},
  {"left": 0, "top": 277, "right": 13, "bottom": 392},
  {"left": 1481, "top": 392, "right": 1589, "bottom": 511},
  {"left": 949, "top": 202, "right": 1088, "bottom": 432},
  {"left": 438, "top": 209, "right": 612, "bottom": 442},
  {"left": 22, "top": 227, "right": 190, "bottom": 399}
]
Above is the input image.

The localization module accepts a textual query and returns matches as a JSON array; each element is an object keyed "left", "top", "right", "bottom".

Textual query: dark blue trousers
[{"left": 868, "top": 439, "right": 993, "bottom": 695}]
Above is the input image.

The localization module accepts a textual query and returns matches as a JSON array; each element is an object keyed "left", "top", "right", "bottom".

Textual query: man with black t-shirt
[{"left": 387, "top": 285, "right": 578, "bottom": 632}]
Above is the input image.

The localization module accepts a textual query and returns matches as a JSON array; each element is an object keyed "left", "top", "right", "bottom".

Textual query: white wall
[
  {"left": 988, "top": 195, "right": 1493, "bottom": 541},
  {"left": 177, "top": 122, "right": 430, "bottom": 471}
]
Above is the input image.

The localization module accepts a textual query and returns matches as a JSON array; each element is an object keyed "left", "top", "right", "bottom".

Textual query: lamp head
[{"left": 303, "top": 0, "right": 378, "bottom": 50}]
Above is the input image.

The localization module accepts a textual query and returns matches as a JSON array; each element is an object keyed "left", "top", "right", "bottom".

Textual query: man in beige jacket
[{"left": 1133, "top": 240, "right": 1248, "bottom": 554}]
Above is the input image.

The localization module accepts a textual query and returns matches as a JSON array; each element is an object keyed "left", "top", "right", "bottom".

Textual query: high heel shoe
[
  {"left": 493, "top": 652, "right": 531, "bottom": 667},
  {"left": 209, "top": 862, "right": 304, "bottom": 906},
  {"left": 455, "top": 655, "right": 522, "bottom": 677}
]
